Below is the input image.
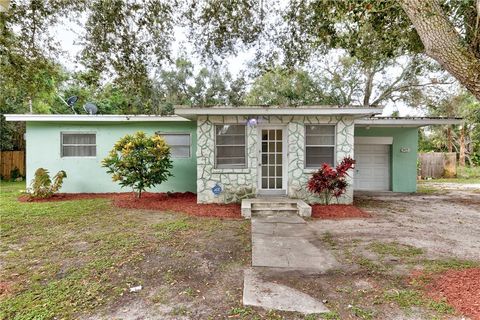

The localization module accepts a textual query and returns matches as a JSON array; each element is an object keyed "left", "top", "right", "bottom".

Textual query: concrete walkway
[
  {"left": 243, "top": 268, "right": 330, "bottom": 314},
  {"left": 243, "top": 215, "right": 338, "bottom": 314},
  {"left": 251, "top": 215, "right": 339, "bottom": 271}
]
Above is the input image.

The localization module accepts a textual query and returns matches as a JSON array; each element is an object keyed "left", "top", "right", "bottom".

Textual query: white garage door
[{"left": 354, "top": 144, "right": 391, "bottom": 191}]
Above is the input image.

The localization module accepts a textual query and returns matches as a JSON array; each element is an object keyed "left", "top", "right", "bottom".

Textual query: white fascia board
[
  {"left": 175, "top": 107, "right": 383, "bottom": 119},
  {"left": 3, "top": 114, "right": 190, "bottom": 122},
  {"left": 355, "top": 136, "right": 393, "bottom": 145},
  {"left": 355, "top": 118, "right": 463, "bottom": 127}
]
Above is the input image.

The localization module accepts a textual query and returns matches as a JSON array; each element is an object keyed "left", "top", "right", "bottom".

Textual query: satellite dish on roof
[
  {"left": 66, "top": 96, "right": 78, "bottom": 107},
  {"left": 83, "top": 102, "right": 98, "bottom": 115}
]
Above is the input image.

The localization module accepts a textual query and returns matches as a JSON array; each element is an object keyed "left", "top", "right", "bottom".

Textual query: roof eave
[
  {"left": 3, "top": 114, "right": 191, "bottom": 122},
  {"left": 355, "top": 118, "right": 463, "bottom": 127},
  {"left": 174, "top": 107, "right": 383, "bottom": 120}
]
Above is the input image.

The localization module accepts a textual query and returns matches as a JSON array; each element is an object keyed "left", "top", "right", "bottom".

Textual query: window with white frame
[
  {"left": 61, "top": 133, "right": 96, "bottom": 157},
  {"left": 305, "top": 125, "right": 335, "bottom": 168},
  {"left": 215, "top": 124, "right": 246, "bottom": 168},
  {"left": 157, "top": 133, "right": 191, "bottom": 158}
]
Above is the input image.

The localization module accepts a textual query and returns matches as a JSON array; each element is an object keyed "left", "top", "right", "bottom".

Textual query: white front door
[{"left": 258, "top": 127, "right": 287, "bottom": 195}]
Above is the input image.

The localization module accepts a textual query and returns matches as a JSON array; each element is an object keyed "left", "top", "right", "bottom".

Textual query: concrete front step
[
  {"left": 241, "top": 198, "right": 312, "bottom": 219},
  {"left": 251, "top": 209, "right": 299, "bottom": 216},
  {"left": 251, "top": 202, "right": 298, "bottom": 209}
]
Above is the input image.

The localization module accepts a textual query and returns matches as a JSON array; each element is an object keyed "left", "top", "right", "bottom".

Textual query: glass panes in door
[{"left": 260, "top": 129, "right": 283, "bottom": 189}]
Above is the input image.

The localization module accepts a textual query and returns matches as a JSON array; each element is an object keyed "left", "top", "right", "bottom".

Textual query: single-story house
[{"left": 5, "top": 106, "right": 461, "bottom": 204}]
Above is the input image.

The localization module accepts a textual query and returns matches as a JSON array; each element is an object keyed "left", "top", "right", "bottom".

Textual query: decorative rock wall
[
  {"left": 196, "top": 115, "right": 355, "bottom": 204},
  {"left": 287, "top": 116, "right": 355, "bottom": 204}
]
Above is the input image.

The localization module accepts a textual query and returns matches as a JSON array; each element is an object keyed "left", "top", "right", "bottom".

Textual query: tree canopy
[{"left": 1, "top": 0, "right": 479, "bottom": 163}]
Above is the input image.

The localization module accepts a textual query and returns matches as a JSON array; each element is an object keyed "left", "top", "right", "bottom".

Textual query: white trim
[
  {"left": 354, "top": 136, "right": 393, "bottom": 145},
  {"left": 214, "top": 124, "right": 247, "bottom": 169},
  {"left": 257, "top": 125, "right": 287, "bottom": 195},
  {"left": 175, "top": 106, "right": 382, "bottom": 119},
  {"left": 60, "top": 131, "right": 97, "bottom": 158},
  {"left": 304, "top": 124, "right": 336, "bottom": 168},
  {"left": 3, "top": 114, "right": 190, "bottom": 122},
  {"left": 156, "top": 132, "right": 192, "bottom": 158},
  {"left": 355, "top": 118, "right": 463, "bottom": 127}
]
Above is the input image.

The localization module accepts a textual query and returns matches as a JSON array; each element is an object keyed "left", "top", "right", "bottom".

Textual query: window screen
[
  {"left": 61, "top": 133, "right": 96, "bottom": 157},
  {"left": 305, "top": 125, "right": 335, "bottom": 168},
  {"left": 215, "top": 125, "right": 246, "bottom": 168},
  {"left": 158, "top": 133, "right": 191, "bottom": 158}
]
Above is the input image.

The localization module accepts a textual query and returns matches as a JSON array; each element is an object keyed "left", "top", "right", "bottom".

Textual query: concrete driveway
[{"left": 244, "top": 187, "right": 480, "bottom": 318}]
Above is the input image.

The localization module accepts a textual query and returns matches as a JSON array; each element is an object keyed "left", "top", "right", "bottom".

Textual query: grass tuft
[
  {"left": 422, "top": 258, "right": 479, "bottom": 273},
  {"left": 152, "top": 217, "right": 193, "bottom": 239},
  {"left": 384, "top": 288, "right": 455, "bottom": 315},
  {"left": 350, "top": 305, "right": 374, "bottom": 320},
  {"left": 370, "top": 242, "right": 423, "bottom": 258}
]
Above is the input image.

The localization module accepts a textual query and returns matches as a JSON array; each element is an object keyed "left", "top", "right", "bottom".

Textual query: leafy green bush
[
  {"left": 457, "top": 166, "right": 480, "bottom": 179},
  {"left": 29, "top": 168, "right": 67, "bottom": 198},
  {"left": 10, "top": 167, "right": 22, "bottom": 181},
  {"left": 102, "top": 131, "right": 173, "bottom": 198}
]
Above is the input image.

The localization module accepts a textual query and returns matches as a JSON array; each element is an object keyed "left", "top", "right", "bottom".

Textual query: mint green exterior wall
[
  {"left": 354, "top": 127, "right": 418, "bottom": 192},
  {"left": 25, "top": 121, "right": 197, "bottom": 193}
]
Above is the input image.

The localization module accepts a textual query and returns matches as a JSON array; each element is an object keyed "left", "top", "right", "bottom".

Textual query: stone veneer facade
[{"left": 196, "top": 115, "right": 354, "bottom": 204}]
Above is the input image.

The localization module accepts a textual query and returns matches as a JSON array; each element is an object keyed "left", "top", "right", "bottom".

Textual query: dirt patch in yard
[
  {"left": 311, "top": 204, "right": 370, "bottom": 219},
  {"left": 18, "top": 192, "right": 241, "bottom": 218},
  {"left": 422, "top": 268, "right": 480, "bottom": 320}
]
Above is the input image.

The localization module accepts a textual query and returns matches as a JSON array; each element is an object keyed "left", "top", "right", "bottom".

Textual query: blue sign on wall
[{"left": 211, "top": 183, "right": 222, "bottom": 196}]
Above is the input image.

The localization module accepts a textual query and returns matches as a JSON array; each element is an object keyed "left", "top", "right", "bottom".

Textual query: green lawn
[{"left": 0, "top": 181, "right": 251, "bottom": 319}]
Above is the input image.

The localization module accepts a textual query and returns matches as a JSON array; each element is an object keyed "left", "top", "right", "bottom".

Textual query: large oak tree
[
  {"left": 187, "top": 0, "right": 480, "bottom": 101},
  {"left": 398, "top": 0, "right": 480, "bottom": 100}
]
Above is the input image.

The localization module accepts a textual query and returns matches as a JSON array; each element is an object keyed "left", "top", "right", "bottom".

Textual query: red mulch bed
[
  {"left": 18, "top": 193, "right": 112, "bottom": 202},
  {"left": 311, "top": 204, "right": 370, "bottom": 219},
  {"left": 18, "top": 192, "right": 241, "bottom": 218},
  {"left": 423, "top": 268, "right": 480, "bottom": 320}
]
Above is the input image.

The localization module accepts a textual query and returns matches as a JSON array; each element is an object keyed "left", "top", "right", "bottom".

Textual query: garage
[{"left": 354, "top": 143, "right": 391, "bottom": 191}]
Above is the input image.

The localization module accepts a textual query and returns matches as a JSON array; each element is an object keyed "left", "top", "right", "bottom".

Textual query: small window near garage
[
  {"left": 61, "top": 133, "right": 96, "bottom": 157},
  {"left": 157, "top": 133, "right": 191, "bottom": 158},
  {"left": 215, "top": 124, "right": 246, "bottom": 168},
  {"left": 305, "top": 125, "right": 335, "bottom": 168}
]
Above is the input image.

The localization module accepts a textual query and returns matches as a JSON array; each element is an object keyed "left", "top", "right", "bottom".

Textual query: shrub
[
  {"left": 307, "top": 156, "right": 355, "bottom": 205},
  {"left": 102, "top": 131, "right": 173, "bottom": 198},
  {"left": 29, "top": 168, "right": 67, "bottom": 198},
  {"left": 10, "top": 167, "right": 22, "bottom": 181}
]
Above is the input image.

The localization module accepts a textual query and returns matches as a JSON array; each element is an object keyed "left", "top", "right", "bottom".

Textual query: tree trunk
[
  {"left": 363, "top": 67, "right": 374, "bottom": 106},
  {"left": 459, "top": 126, "right": 466, "bottom": 166},
  {"left": 446, "top": 126, "right": 453, "bottom": 152},
  {"left": 398, "top": 0, "right": 480, "bottom": 100}
]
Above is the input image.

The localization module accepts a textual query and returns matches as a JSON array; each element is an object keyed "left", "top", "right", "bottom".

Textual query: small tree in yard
[
  {"left": 307, "top": 157, "right": 355, "bottom": 205},
  {"left": 102, "top": 131, "right": 173, "bottom": 198}
]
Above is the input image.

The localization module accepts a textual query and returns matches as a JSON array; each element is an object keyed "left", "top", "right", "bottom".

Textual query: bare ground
[
  {"left": 259, "top": 188, "right": 480, "bottom": 319},
  {"left": 320, "top": 189, "right": 480, "bottom": 260},
  {"left": 90, "top": 188, "right": 480, "bottom": 320},
  {"left": 2, "top": 181, "right": 479, "bottom": 320}
]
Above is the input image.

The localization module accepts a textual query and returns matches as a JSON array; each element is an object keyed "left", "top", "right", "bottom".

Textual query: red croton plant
[{"left": 307, "top": 156, "right": 356, "bottom": 205}]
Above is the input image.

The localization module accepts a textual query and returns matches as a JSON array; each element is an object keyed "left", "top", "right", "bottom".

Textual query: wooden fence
[
  {"left": 0, "top": 151, "right": 25, "bottom": 179},
  {"left": 418, "top": 152, "right": 456, "bottom": 179}
]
